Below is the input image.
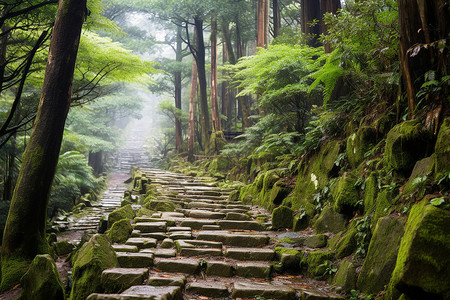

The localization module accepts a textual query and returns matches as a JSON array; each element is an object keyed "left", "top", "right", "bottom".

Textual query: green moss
[
  {"left": 70, "top": 234, "right": 118, "bottom": 300},
  {"left": 136, "top": 207, "right": 154, "bottom": 217},
  {"left": 291, "top": 140, "right": 342, "bottom": 211},
  {"left": 107, "top": 204, "right": 135, "bottom": 229},
  {"left": 208, "top": 157, "right": 230, "bottom": 174},
  {"left": 278, "top": 237, "right": 296, "bottom": 244},
  {"left": 300, "top": 250, "right": 335, "bottom": 278},
  {"left": 389, "top": 199, "right": 450, "bottom": 298},
  {"left": 19, "top": 254, "right": 65, "bottom": 300},
  {"left": 106, "top": 219, "right": 133, "bottom": 244},
  {"left": 145, "top": 200, "right": 175, "bottom": 212},
  {"left": 434, "top": 117, "right": 450, "bottom": 180},
  {"left": 274, "top": 247, "right": 301, "bottom": 259},
  {"left": 0, "top": 255, "right": 30, "bottom": 292},
  {"left": 207, "top": 131, "right": 227, "bottom": 156},
  {"left": 384, "top": 120, "right": 431, "bottom": 173},
  {"left": 334, "top": 227, "right": 357, "bottom": 259},
  {"left": 304, "top": 234, "right": 328, "bottom": 248},
  {"left": 372, "top": 190, "right": 395, "bottom": 228},
  {"left": 363, "top": 173, "right": 378, "bottom": 213},
  {"left": 53, "top": 240, "right": 75, "bottom": 256},
  {"left": 357, "top": 215, "right": 406, "bottom": 295},
  {"left": 269, "top": 180, "right": 292, "bottom": 206},
  {"left": 272, "top": 205, "right": 294, "bottom": 230},
  {"left": 333, "top": 259, "right": 357, "bottom": 292},
  {"left": 313, "top": 205, "right": 347, "bottom": 234},
  {"left": 401, "top": 156, "right": 435, "bottom": 202},
  {"left": 333, "top": 172, "right": 359, "bottom": 216},
  {"left": 293, "top": 210, "right": 309, "bottom": 231},
  {"left": 346, "top": 126, "right": 377, "bottom": 169}
]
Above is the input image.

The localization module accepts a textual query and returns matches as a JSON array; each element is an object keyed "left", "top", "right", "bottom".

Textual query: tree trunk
[
  {"left": 1, "top": 0, "right": 86, "bottom": 291},
  {"left": 188, "top": 58, "right": 197, "bottom": 162},
  {"left": 273, "top": 0, "right": 281, "bottom": 38},
  {"left": 319, "top": 0, "right": 341, "bottom": 53},
  {"left": 398, "top": 0, "right": 449, "bottom": 118},
  {"left": 193, "top": 17, "right": 210, "bottom": 154},
  {"left": 174, "top": 26, "right": 183, "bottom": 151},
  {"left": 257, "top": 0, "right": 269, "bottom": 48},
  {"left": 210, "top": 18, "right": 220, "bottom": 132},
  {"left": 88, "top": 151, "right": 103, "bottom": 175},
  {"left": 221, "top": 41, "right": 232, "bottom": 131},
  {"left": 300, "top": 0, "right": 321, "bottom": 47}
]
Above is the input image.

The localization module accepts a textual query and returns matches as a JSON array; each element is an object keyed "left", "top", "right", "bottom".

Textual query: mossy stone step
[
  {"left": 179, "top": 247, "right": 222, "bottom": 257},
  {"left": 225, "top": 212, "right": 251, "bottom": 220},
  {"left": 116, "top": 252, "right": 154, "bottom": 268},
  {"left": 205, "top": 260, "right": 234, "bottom": 277},
  {"left": 217, "top": 208, "right": 249, "bottom": 214},
  {"left": 235, "top": 262, "right": 272, "bottom": 279},
  {"left": 179, "top": 239, "right": 223, "bottom": 249},
  {"left": 180, "top": 219, "right": 217, "bottom": 230},
  {"left": 187, "top": 202, "right": 226, "bottom": 209},
  {"left": 125, "top": 237, "right": 157, "bottom": 249},
  {"left": 218, "top": 220, "right": 265, "bottom": 231},
  {"left": 225, "top": 248, "right": 275, "bottom": 261},
  {"left": 168, "top": 231, "right": 192, "bottom": 240},
  {"left": 196, "top": 231, "right": 270, "bottom": 247},
  {"left": 147, "top": 274, "right": 186, "bottom": 287},
  {"left": 167, "top": 226, "right": 191, "bottom": 232},
  {"left": 155, "top": 258, "right": 200, "bottom": 274},
  {"left": 186, "top": 209, "right": 226, "bottom": 219},
  {"left": 133, "top": 222, "right": 167, "bottom": 233},
  {"left": 140, "top": 248, "right": 177, "bottom": 258},
  {"left": 202, "top": 224, "right": 221, "bottom": 230},
  {"left": 111, "top": 244, "right": 138, "bottom": 253},
  {"left": 134, "top": 217, "right": 176, "bottom": 226},
  {"left": 186, "top": 281, "right": 229, "bottom": 298},
  {"left": 231, "top": 281, "right": 296, "bottom": 300},
  {"left": 123, "top": 285, "right": 182, "bottom": 299},
  {"left": 140, "top": 232, "right": 168, "bottom": 240},
  {"left": 101, "top": 268, "right": 148, "bottom": 293}
]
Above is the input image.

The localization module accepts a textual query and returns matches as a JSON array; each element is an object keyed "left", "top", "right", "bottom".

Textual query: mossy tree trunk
[
  {"left": 1, "top": 0, "right": 86, "bottom": 291},
  {"left": 398, "top": 0, "right": 449, "bottom": 119},
  {"left": 210, "top": 17, "right": 220, "bottom": 132},
  {"left": 174, "top": 26, "right": 183, "bottom": 152}
]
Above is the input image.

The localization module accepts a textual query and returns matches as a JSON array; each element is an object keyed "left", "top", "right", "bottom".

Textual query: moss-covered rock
[
  {"left": 208, "top": 156, "right": 230, "bottom": 174},
  {"left": 136, "top": 207, "right": 154, "bottom": 217},
  {"left": 313, "top": 205, "right": 347, "bottom": 234},
  {"left": 388, "top": 199, "right": 450, "bottom": 299},
  {"left": 346, "top": 126, "right": 377, "bottom": 169},
  {"left": 107, "top": 219, "right": 133, "bottom": 244},
  {"left": 300, "top": 250, "right": 335, "bottom": 278},
  {"left": 70, "top": 234, "right": 119, "bottom": 300},
  {"left": 435, "top": 117, "right": 450, "bottom": 180},
  {"left": 53, "top": 240, "right": 75, "bottom": 256},
  {"left": 333, "top": 259, "right": 357, "bottom": 293},
  {"left": 335, "top": 228, "right": 357, "bottom": 259},
  {"left": 107, "top": 204, "right": 135, "bottom": 229},
  {"left": 145, "top": 200, "right": 176, "bottom": 212},
  {"left": 357, "top": 215, "right": 406, "bottom": 295},
  {"left": 228, "top": 190, "right": 240, "bottom": 202},
  {"left": 275, "top": 247, "right": 302, "bottom": 272},
  {"left": 293, "top": 211, "right": 309, "bottom": 231},
  {"left": 19, "top": 254, "right": 65, "bottom": 300},
  {"left": 291, "top": 140, "right": 342, "bottom": 211},
  {"left": 304, "top": 234, "right": 328, "bottom": 248},
  {"left": 384, "top": 120, "right": 432, "bottom": 173},
  {"left": 207, "top": 131, "right": 227, "bottom": 156},
  {"left": 363, "top": 173, "right": 378, "bottom": 213},
  {"left": 401, "top": 156, "right": 435, "bottom": 202},
  {"left": 272, "top": 206, "right": 294, "bottom": 230},
  {"left": 0, "top": 255, "right": 31, "bottom": 292},
  {"left": 372, "top": 190, "right": 395, "bottom": 228},
  {"left": 270, "top": 180, "right": 293, "bottom": 206},
  {"left": 333, "top": 172, "right": 359, "bottom": 216}
]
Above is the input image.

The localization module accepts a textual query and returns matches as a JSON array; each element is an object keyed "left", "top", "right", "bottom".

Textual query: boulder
[
  {"left": 300, "top": 250, "right": 334, "bottom": 278},
  {"left": 333, "top": 172, "right": 359, "bottom": 216},
  {"left": 53, "top": 240, "right": 75, "bottom": 256},
  {"left": 269, "top": 180, "right": 292, "bottom": 206},
  {"left": 357, "top": 215, "right": 406, "bottom": 295},
  {"left": 107, "top": 205, "right": 134, "bottom": 229},
  {"left": 19, "top": 254, "right": 65, "bottom": 300},
  {"left": 70, "top": 234, "right": 119, "bottom": 300},
  {"left": 272, "top": 206, "right": 294, "bottom": 230},
  {"left": 346, "top": 126, "right": 377, "bottom": 168},
  {"left": 384, "top": 120, "right": 431, "bottom": 173},
  {"left": 388, "top": 199, "right": 450, "bottom": 299},
  {"left": 333, "top": 259, "right": 357, "bottom": 293},
  {"left": 313, "top": 205, "right": 347, "bottom": 234},
  {"left": 401, "top": 156, "right": 435, "bottom": 202},
  {"left": 435, "top": 117, "right": 450, "bottom": 179},
  {"left": 304, "top": 234, "right": 328, "bottom": 248},
  {"left": 145, "top": 200, "right": 175, "bottom": 212},
  {"left": 106, "top": 219, "right": 133, "bottom": 244}
]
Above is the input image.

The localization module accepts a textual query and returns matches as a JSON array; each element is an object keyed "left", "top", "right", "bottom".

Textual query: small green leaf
[{"left": 430, "top": 197, "right": 444, "bottom": 207}]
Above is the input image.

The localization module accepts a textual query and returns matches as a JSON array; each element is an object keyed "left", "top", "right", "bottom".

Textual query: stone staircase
[{"left": 86, "top": 169, "right": 344, "bottom": 300}]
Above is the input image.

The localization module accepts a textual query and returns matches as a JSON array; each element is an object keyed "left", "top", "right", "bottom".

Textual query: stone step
[
  {"left": 116, "top": 252, "right": 154, "bottom": 268},
  {"left": 218, "top": 220, "right": 266, "bottom": 231},
  {"left": 179, "top": 247, "right": 222, "bottom": 257},
  {"left": 155, "top": 258, "right": 200, "bottom": 274},
  {"left": 87, "top": 286, "right": 182, "bottom": 300},
  {"left": 101, "top": 268, "right": 148, "bottom": 293},
  {"left": 186, "top": 281, "right": 229, "bottom": 298},
  {"left": 196, "top": 230, "right": 270, "bottom": 247},
  {"left": 224, "top": 248, "right": 275, "bottom": 261},
  {"left": 180, "top": 219, "right": 217, "bottom": 230},
  {"left": 232, "top": 281, "right": 296, "bottom": 300}
]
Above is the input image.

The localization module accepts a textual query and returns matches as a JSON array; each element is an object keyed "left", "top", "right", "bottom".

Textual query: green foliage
[{"left": 354, "top": 215, "right": 372, "bottom": 257}]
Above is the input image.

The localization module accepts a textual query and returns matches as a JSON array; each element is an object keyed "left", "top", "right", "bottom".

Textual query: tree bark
[
  {"left": 188, "top": 57, "right": 198, "bottom": 162},
  {"left": 221, "top": 40, "right": 232, "bottom": 131},
  {"left": 210, "top": 18, "right": 220, "bottom": 132},
  {"left": 300, "top": 0, "right": 321, "bottom": 47},
  {"left": 398, "top": 0, "right": 449, "bottom": 118},
  {"left": 257, "top": 0, "right": 269, "bottom": 48},
  {"left": 273, "top": 0, "right": 281, "bottom": 38},
  {"left": 1, "top": 0, "right": 86, "bottom": 291},
  {"left": 319, "top": 0, "right": 341, "bottom": 52},
  {"left": 174, "top": 26, "right": 183, "bottom": 151},
  {"left": 193, "top": 17, "right": 210, "bottom": 153}
]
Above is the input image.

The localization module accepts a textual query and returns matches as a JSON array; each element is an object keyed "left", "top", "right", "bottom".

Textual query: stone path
[{"left": 86, "top": 169, "right": 344, "bottom": 300}]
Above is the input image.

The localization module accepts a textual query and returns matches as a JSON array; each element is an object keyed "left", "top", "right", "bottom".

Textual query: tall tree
[
  {"left": 300, "top": 0, "right": 321, "bottom": 47},
  {"left": 1, "top": 0, "right": 86, "bottom": 291},
  {"left": 257, "top": 0, "right": 269, "bottom": 48},
  {"left": 188, "top": 58, "right": 197, "bottom": 162},
  {"left": 398, "top": 0, "right": 449, "bottom": 119},
  {"left": 210, "top": 17, "right": 220, "bottom": 131}
]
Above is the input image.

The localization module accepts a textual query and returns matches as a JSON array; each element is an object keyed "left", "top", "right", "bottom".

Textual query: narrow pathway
[{"left": 87, "top": 169, "right": 344, "bottom": 300}]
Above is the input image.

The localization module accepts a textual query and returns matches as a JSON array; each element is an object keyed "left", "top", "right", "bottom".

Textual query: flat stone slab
[
  {"left": 180, "top": 219, "right": 217, "bottom": 230},
  {"left": 168, "top": 231, "right": 192, "bottom": 240},
  {"left": 217, "top": 208, "right": 249, "bottom": 214},
  {"left": 235, "top": 262, "right": 272, "bottom": 279},
  {"left": 187, "top": 281, "right": 229, "bottom": 298},
  {"left": 122, "top": 285, "right": 181, "bottom": 299},
  {"left": 140, "top": 233, "right": 168, "bottom": 240},
  {"left": 134, "top": 217, "right": 176, "bottom": 227},
  {"left": 101, "top": 268, "right": 148, "bottom": 293},
  {"left": 206, "top": 261, "right": 234, "bottom": 277},
  {"left": 112, "top": 244, "right": 139, "bottom": 253},
  {"left": 141, "top": 249, "right": 177, "bottom": 258},
  {"left": 196, "top": 231, "right": 270, "bottom": 247},
  {"left": 178, "top": 240, "right": 222, "bottom": 249},
  {"left": 116, "top": 252, "right": 154, "bottom": 268},
  {"left": 187, "top": 202, "right": 226, "bottom": 209},
  {"left": 225, "top": 212, "right": 251, "bottom": 221},
  {"left": 147, "top": 274, "right": 186, "bottom": 287},
  {"left": 225, "top": 248, "right": 275, "bottom": 261},
  {"left": 126, "top": 237, "right": 157, "bottom": 249},
  {"left": 232, "top": 281, "right": 296, "bottom": 300},
  {"left": 187, "top": 210, "right": 226, "bottom": 219},
  {"left": 202, "top": 225, "right": 221, "bottom": 230},
  {"left": 155, "top": 258, "right": 200, "bottom": 274},
  {"left": 226, "top": 204, "right": 251, "bottom": 210},
  {"left": 218, "top": 220, "right": 265, "bottom": 231},
  {"left": 175, "top": 240, "right": 195, "bottom": 252},
  {"left": 133, "top": 222, "right": 167, "bottom": 233},
  {"left": 167, "top": 227, "right": 191, "bottom": 232},
  {"left": 179, "top": 248, "right": 222, "bottom": 257}
]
